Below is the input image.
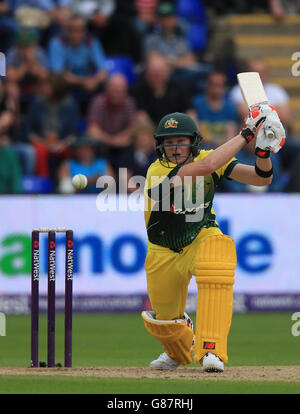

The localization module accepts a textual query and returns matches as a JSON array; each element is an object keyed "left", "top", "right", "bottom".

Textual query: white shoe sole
[
  {"left": 149, "top": 354, "right": 179, "bottom": 371},
  {"left": 203, "top": 364, "right": 224, "bottom": 373},
  {"left": 203, "top": 353, "right": 224, "bottom": 373}
]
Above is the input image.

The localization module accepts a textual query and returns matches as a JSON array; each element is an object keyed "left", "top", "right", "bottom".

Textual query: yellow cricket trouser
[
  {"left": 145, "top": 226, "right": 237, "bottom": 364},
  {"left": 145, "top": 227, "right": 223, "bottom": 320}
]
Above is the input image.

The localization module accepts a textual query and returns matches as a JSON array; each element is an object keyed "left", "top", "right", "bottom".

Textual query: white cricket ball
[{"left": 72, "top": 174, "right": 88, "bottom": 191}]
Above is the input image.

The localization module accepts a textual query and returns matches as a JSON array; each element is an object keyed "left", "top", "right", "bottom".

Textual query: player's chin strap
[
  {"left": 157, "top": 144, "right": 193, "bottom": 169},
  {"left": 141, "top": 311, "right": 194, "bottom": 365},
  {"left": 171, "top": 146, "right": 191, "bottom": 166},
  {"left": 155, "top": 133, "right": 202, "bottom": 169}
]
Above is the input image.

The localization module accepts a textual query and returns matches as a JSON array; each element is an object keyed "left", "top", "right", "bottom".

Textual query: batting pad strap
[
  {"left": 141, "top": 311, "right": 194, "bottom": 365},
  {"left": 196, "top": 276, "right": 235, "bottom": 285}
]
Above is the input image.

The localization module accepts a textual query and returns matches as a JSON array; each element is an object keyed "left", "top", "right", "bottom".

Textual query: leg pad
[
  {"left": 142, "top": 311, "right": 194, "bottom": 365},
  {"left": 193, "top": 235, "right": 237, "bottom": 363}
]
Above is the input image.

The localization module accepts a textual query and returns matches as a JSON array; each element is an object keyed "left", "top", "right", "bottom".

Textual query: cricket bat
[{"left": 237, "top": 72, "right": 274, "bottom": 139}]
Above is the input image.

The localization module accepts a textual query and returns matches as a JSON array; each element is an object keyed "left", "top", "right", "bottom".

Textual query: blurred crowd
[{"left": 1, "top": 0, "right": 300, "bottom": 194}]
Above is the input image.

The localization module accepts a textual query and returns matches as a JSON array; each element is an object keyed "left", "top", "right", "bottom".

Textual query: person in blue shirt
[
  {"left": 48, "top": 14, "right": 107, "bottom": 94},
  {"left": 58, "top": 135, "right": 114, "bottom": 193},
  {"left": 26, "top": 73, "right": 80, "bottom": 179},
  {"left": 191, "top": 71, "right": 239, "bottom": 149},
  {"left": 9, "top": 0, "right": 72, "bottom": 46},
  {"left": 0, "top": 0, "right": 20, "bottom": 53},
  {"left": 9, "top": 0, "right": 71, "bottom": 14},
  {"left": 7, "top": 28, "right": 49, "bottom": 97}
]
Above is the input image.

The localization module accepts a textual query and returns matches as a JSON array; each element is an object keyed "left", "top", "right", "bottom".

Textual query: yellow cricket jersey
[{"left": 144, "top": 150, "right": 238, "bottom": 252}]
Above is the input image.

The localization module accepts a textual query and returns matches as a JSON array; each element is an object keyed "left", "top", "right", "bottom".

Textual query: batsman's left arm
[{"left": 227, "top": 158, "right": 273, "bottom": 186}]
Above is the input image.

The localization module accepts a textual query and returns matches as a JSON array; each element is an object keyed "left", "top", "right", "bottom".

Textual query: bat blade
[
  {"left": 237, "top": 72, "right": 274, "bottom": 139},
  {"left": 237, "top": 72, "right": 268, "bottom": 108}
]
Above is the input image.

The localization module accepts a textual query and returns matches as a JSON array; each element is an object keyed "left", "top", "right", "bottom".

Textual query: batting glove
[
  {"left": 255, "top": 112, "right": 286, "bottom": 158},
  {"left": 240, "top": 104, "right": 278, "bottom": 144}
]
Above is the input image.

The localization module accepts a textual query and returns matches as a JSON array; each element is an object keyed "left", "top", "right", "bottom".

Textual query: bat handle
[{"left": 264, "top": 122, "right": 274, "bottom": 139}]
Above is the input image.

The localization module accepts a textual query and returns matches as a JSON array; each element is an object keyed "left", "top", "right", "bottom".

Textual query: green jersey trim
[
  {"left": 223, "top": 159, "right": 239, "bottom": 181},
  {"left": 147, "top": 164, "right": 181, "bottom": 201}
]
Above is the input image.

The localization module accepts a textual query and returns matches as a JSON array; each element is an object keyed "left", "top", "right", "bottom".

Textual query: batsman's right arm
[{"left": 177, "top": 133, "right": 247, "bottom": 180}]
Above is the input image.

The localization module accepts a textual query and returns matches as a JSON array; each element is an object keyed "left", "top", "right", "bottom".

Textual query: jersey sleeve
[
  {"left": 146, "top": 164, "right": 181, "bottom": 202},
  {"left": 215, "top": 157, "right": 239, "bottom": 181},
  {"left": 195, "top": 149, "right": 239, "bottom": 181}
]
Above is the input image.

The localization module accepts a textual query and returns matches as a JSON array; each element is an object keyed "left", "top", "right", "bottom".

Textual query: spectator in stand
[
  {"left": 144, "top": 2, "right": 210, "bottom": 94},
  {"left": 190, "top": 71, "right": 238, "bottom": 149},
  {"left": 27, "top": 74, "right": 80, "bottom": 182},
  {"left": 0, "top": 134, "right": 22, "bottom": 193},
  {"left": 58, "top": 135, "right": 114, "bottom": 193},
  {"left": 71, "top": 0, "right": 115, "bottom": 25},
  {"left": 0, "top": 80, "right": 17, "bottom": 137},
  {"left": 87, "top": 73, "right": 137, "bottom": 173},
  {"left": 48, "top": 14, "right": 107, "bottom": 96},
  {"left": 144, "top": 2, "right": 197, "bottom": 71},
  {"left": 0, "top": 79, "right": 37, "bottom": 175},
  {"left": 268, "top": 0, "right": 300, "bottom": 19},
  {"left": 97, "top": 0, "right": 141, "bottom": 63},
  {"left": 133, "top": 0, "right": 158, "bottom": 36},
  {"left": 6, "top": 28, "right": 49, "bottom": 98},
  {"left": 11, "top": 0, "right": 72, "bottom": 46},
  {"left": 128, "top": 119, "right": 157, "bottom": 178},
  {"left": 130, "top": 53, "right": 193, "bottom": 125},
  {"left": 71, "top": 0, "right": 141, "bottom": 63},
  {"left": 0, "top": 0, "right": 20, "bottom": 53}
]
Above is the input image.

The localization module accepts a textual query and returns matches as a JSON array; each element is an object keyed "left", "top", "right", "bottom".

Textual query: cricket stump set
[{"left": 31, "top": 228, "right": 74, "bottom": 368}]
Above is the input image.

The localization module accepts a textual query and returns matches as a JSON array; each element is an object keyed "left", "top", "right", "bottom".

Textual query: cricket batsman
[{"left": 141, "top": 106, "right": 285, "bottom": 372}]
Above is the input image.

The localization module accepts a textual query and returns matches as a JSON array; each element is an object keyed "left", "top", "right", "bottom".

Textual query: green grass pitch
[{"left": 0, "top": 312, "right": 299, "bottom": 393}]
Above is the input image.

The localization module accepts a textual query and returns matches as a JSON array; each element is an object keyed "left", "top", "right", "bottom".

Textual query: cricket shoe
[
  {"left": 202, "top": 353, "right": 224, "bottom": 373},
  {"left": 150, "top": 353, "right": 179, "bottom": 370}
]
